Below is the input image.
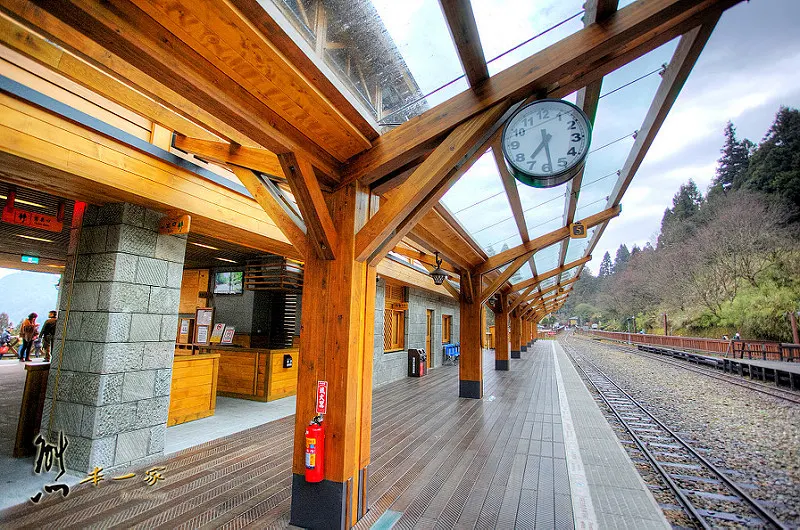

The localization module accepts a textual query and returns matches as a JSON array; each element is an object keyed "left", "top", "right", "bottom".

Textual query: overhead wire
[{"left": 378, "top": 10, "right": 585, "bottom": 126}]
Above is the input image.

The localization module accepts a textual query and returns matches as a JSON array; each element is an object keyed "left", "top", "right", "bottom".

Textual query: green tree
[
  {"left": 709, "top": 121, "right": 752, "bottom": 198},
  {"left": 659, "top": 179, "right": 704, "bottom": 247},
  {"left": 598, "top": 251, "right": 613, "bottom": 278},
  {"left": 613, "top": 244, "right": 631, "bottom": 274},
  {"left": 0, "top": 312, "right": 8, "bottom": 330},
  {"left": 736, "top": 106, "right": 800, "bottom": 208}
]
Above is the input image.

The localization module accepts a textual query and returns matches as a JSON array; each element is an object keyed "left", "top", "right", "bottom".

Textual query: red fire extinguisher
[{"left": 305, "top": 415, "right": 324, "bottom": 483}]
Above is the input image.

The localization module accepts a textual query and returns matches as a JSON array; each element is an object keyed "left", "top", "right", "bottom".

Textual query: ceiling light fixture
[
  {"left": 0, "top": 195, "right": 46, "bottom": 209},
  {"left": 215, "top": 257, "right": 238, "bottom": 263},
  {"left": 429, "top": 252, "right": 449, "bottom": 286},
  {"left": 16, "top": 234, "right": 54, "bottom": 243},
  {"left": 191, "top": 242, "right": 219, "bottom": 250}
]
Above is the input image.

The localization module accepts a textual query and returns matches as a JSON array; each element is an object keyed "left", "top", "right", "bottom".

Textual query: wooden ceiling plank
[
  {"left": 129, "top": 0, "right": 370, "bottom": 161},
  {"left": 439, "top": 0, "right": 490, "bottom": 87},
  {"left": 278, "top": 152, "right": 339, "bottom": 260},
  {"left": 226, "top": 0, "right": 379, "bottom": 143},
  {"left": 354, "top": 102, "right": 509, "bottom": 264},
  {"left": 25, "top": 0, "right": 343, "bottom": 179},
  {"left": 478, "top": 206, "right": 620, "bottom": 274},
  {"left": 0, "top": 14, "right": 219, "bottom": 142},
  {"left": 479, "top": 251, "right": 534, "bottom": 304},
  {"left": 229, "top": 166, "right": 309, "bottom": 258},
  {"left": 432, "top": 204, "right": 489, "bottom": 261},
  {"left": 342, "top": 0, "right": 740, "bottom": 186}
]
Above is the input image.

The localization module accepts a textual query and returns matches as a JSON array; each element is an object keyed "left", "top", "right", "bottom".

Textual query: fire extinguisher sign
[{"left": 316, "top": 381, "right": 328, "bottom": 414}]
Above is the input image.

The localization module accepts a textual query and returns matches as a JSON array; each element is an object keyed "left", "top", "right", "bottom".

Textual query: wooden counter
[
  {"left": 214, "top": 347, "right": 298, "bottom": 401},
  {"left": 167, "top": 353, "right": 220, "bottom": 426}
]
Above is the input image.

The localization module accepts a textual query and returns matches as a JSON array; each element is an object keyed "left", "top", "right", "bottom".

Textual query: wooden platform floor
[{"left": 0, "top": 341, "right": 665, "bottom": 529}]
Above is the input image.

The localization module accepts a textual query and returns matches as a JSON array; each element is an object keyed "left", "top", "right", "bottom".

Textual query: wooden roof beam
[
  {"left": 477, "top": 207, "right": 619, "bottom": 274},
  {"left": 390, "top": 246, "right": 459, "bottom": 275},
  {"left": 173, "top": 135, "right": 284, "bottom": 179},
  {"left": 606, "top": 21, "right": 719, "bottom": 209},
  {"left": 509, "top": 255, "right": 591, "bottom": 293},
  {"left": 439, "top": 0, "right": 490, "bottom": 87},
  {"left": 11, "top": 0, "right": 345, "bottom": 180},
  {"left": 342, "top": 0, "right": 741, "bottom": 186},
  {"left": 229, "top": 166, "right": 309, "bottom": 258},
  {"left": 355, "top": 102, "right": 511, "bottom": 264},
  {"left": 479, "top": 251, "right": 535, "bottom": 304},
  {"left": 278, "top": 152, "right": 339, "bottom": 260}
]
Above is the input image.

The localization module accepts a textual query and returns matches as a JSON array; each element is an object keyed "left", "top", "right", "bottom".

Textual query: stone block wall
[
  {"left": 373, "top": 278, "right": 460, "bottom": 387},
  {"left": 42, "top": 203, "right": 186, "bottom": 473}
]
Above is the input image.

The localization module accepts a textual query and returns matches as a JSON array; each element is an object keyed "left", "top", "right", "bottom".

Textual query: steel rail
[{"left": 563, "top": 343, "right": 789, "bottom": 530}]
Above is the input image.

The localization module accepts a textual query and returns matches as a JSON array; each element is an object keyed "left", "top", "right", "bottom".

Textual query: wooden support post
[
  {"left": 532, "top": 320, "right": 539, "bottom": 341},
  {"left": 290, "top": 183, "right": 376, "bottom": 529},
  {"left": 510, "top": 310, "right": 522, "bottom": 359},
  {"left": 494, "top": 293, "right": 509, "bottom": 371},
  {"left": 521, "top": 319, "right": 530, "bottom": 351},
  {"left": 459, "top": 272, "right": 484, "bottom": 398},
  {"left": 481, "top": 304, "right": 487, "bottom": 349}
]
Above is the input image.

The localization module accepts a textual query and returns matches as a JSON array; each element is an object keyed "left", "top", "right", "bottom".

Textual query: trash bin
[{"left": 408, "top": 348, "right": 426, "bottom": 377}]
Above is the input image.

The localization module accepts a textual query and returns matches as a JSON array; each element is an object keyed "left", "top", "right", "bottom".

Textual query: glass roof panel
[
  {"left": 540, "top": 276, "right": 558, "bottom": 290},
  {"left": 442, "top": 151, "right": 523, "bottom": 255},
  {"left": 269, "top": 0, "right": 465, "bottom": 126},
  {"left": 533, "top": 242, "right": 560, "bottom": 275},
  {"left": 573, "top": 38, "right": 678, "bottom": 217},
  {"left": 472, "top": 1, "right": 585, "bottom": 77},
  {"left": 564, "top": 226, "right": 597, "bottom": 264}
]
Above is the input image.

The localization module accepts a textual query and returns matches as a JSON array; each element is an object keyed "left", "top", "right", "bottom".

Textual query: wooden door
[{"left": 426, "top": 310, "right": 433, "bottom": 368}]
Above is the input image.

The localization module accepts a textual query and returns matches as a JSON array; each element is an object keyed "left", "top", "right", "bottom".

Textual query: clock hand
[
  {"left": 525, "top": 132, "right": 553, "bottom": 165},
  {"left": 541, "top": 129, "right": 553, "bottom": 169}
]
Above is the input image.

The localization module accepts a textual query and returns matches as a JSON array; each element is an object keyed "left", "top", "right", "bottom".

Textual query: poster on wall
[
  {"left": 209, "top": 323, "right": 226, "bottom": 343},
  {"left": 178, "top": 318, "right": 192, "bottom": 344},
  {"left": 195, "top": 325, "right": 209, "bottom": 345},
  {"left": 221, "top": 326, "right": 236, "bottom": 344},
  {"left": 196, "top": 308, "right": 213, "bottom": 326}
]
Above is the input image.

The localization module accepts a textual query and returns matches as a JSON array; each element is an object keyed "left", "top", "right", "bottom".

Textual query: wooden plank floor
[{"left": 0, "top": 344, "right": 566, "bottom": 529}]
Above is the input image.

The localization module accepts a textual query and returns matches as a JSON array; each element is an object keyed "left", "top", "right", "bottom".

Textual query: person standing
[
  {"left": 41, "top": 311, "right": 57, "bottom": 362},
  {"left": 19, "top": 312, "right": 38, "bottom": 362}
]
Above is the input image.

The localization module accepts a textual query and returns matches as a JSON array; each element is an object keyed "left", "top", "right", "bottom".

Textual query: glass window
[
  {"left": 442, "top": 315, "right": 452, "bottom": 344},
  {"left": 383, "top": 281, "right": 406, "bottom": 351}
]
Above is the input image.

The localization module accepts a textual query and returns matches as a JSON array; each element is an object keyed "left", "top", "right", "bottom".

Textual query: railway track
[
  {"left": 575, "top": 336, "right": 800, "bottom": 405},
  {"left": 563, "top": 343, "right": 789, "bottom": 529}
]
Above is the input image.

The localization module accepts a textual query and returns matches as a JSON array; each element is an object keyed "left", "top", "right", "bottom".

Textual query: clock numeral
[
  {"left": 571, "top": 133, "right": 582, "bottom": 142},
  {"left": 536, "top": 109, "right": 550, "bottom": 119},
  {"left": 510, "top": 141, "right": 520, "bottom": 150},
  {"left": 515, "top": 153, "right": 525, "bottom": 162},
  {"left": 515, "top": 128, "right": 526, "bottom": 137},
  {"left": 523, "top": 117, "right": 535, "bottom": 127},
  {"left": 567, "top": 120, "right": 576, "bottom": 130},
  {"left": 558, "top": 157, "right": 568, "bottom": 169},
  {"left": 542, "top": 163, "right": 552, "bottom": 173},
  {"left": 567, "top": 147, "right": 577, "bottom": 156},
  {"left": 527, "top": 161, "right": 537, "bottom": 170}
]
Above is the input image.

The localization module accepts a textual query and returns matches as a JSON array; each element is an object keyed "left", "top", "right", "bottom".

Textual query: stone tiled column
[{"left": 43, "top": 203, "right": 186, "bottom": 473}]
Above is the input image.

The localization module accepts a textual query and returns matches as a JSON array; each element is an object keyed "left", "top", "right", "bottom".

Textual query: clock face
[{"left": 502, "top": 99, "right": 592, "bottom": 188}]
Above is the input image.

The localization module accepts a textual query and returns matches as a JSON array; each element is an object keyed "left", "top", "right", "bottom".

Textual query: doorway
[{"left": 426, "top": 309, "right": 433, "bottom": 369}]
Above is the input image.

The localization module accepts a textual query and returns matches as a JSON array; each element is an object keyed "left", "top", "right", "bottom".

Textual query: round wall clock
[{"left": 501, "top": 99, "right": 592, "bottom": 188}]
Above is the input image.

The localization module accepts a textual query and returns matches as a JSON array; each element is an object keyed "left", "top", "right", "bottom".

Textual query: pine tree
[
  {"left": 710, "top": 121, "right": 751, "bottom": 197},
  {"left": 738, "top": 106, "right": 800, "bottom": 207},
  {"left": 598, "top": 251, "right": 613, "bottom": 278},
  {"left": 658, "top": 180, "right": 704, "bottom": 247},
  {"left": 613, "top": 244, "right": 631, "bottom": 274}
]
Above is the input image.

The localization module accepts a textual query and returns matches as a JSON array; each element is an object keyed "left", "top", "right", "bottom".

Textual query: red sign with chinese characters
[
  {"left": 1, "top": 206, "right": 63, "bottom": 233},
  {"left": 316, "top": 381, "right": 328, "bottom": 415}
]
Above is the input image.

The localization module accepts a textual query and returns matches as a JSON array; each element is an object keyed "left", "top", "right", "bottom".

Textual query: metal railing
[{"left": 582, "top": 330, "right": 798, "bottom": 362}]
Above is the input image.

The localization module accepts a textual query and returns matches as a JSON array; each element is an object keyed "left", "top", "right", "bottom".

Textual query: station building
[{"left": 0, "top": 0, "right": 746, "bottom": 527}]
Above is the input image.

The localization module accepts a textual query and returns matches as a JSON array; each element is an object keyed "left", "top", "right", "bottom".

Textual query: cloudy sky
[{"left": 371, "top": 0, "right": 800, "bottom": 275}]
